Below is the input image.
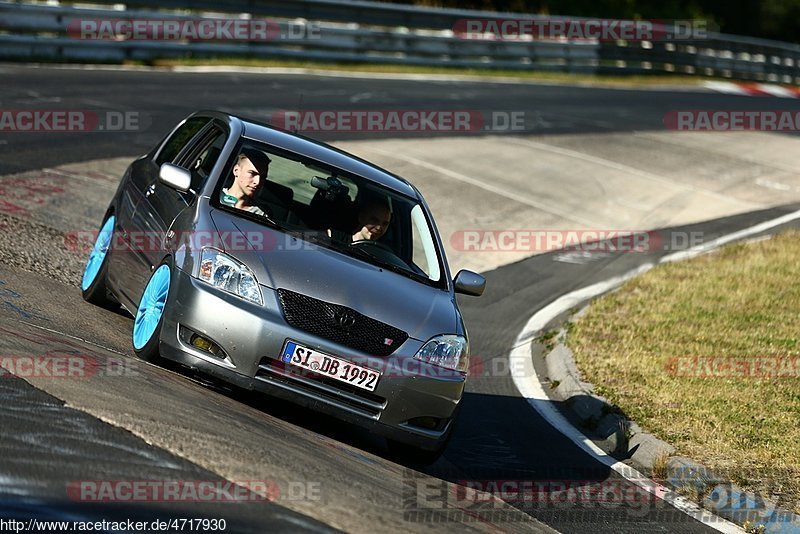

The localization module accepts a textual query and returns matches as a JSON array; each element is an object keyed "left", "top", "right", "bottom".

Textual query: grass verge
[
  {"left": 146, "top": 57, "right": 712, "bottom": 87},
  {"left": 567, "top": 230, "right": 800, "bottom": 514}
]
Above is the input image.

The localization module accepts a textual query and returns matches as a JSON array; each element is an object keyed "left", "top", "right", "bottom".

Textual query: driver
[
  {"left": 221, "top": 148, "right": 272, "bottom": 216},
  {"left": 351, "top": 197, "right": 392, "bottom": 242},
  {"left": 326, "top": 196, "right": 392, "bottom": 243}
]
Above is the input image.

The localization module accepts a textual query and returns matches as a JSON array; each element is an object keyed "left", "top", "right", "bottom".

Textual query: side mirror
[
  {"left": 453, "top": 269, "right": 486, "bottom": 297},
  {"left": 158, "top": 163, "right": 191, "bottom": 193}
]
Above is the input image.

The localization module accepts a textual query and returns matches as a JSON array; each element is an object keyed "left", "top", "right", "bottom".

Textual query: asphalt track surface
[
  {"left": 3, "top": 64, "right": 800, "bottom": 175},
  {"left": 2, "top": 65, "right": 799, "bottom": 532}
]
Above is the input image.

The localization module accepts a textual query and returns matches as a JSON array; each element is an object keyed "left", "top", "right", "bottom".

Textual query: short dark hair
[
  {"left": 357, "top": 192, "right": 392, "bottom": 215},
  {"left": 237, "top": 148, "right": 272, "bottom": 176}
]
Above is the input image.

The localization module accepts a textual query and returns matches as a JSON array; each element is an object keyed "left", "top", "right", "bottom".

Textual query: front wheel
[
  {"left": 132, "top": 263, "right": 171, "bottom": 361},
  {"left": 387, "top": 437, "right": 449, "bottom": 466},
  {"left": 81, "top": 215, "right": 116, "bottom": 307}
]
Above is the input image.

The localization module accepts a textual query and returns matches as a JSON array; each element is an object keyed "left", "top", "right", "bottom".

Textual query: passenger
[{"left": 221, "top": 149, "right": 272, "bottom": 216}]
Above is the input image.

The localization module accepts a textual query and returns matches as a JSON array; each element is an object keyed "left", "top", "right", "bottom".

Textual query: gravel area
[
  {"left": 0, "top": 213, "right": 87, "bottom": 287},
  {"left": 0, "top": 158, "right": 128, "bottom": 287}
]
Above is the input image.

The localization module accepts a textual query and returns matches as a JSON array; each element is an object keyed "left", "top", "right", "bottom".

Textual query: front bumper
[{"left": 159, "top": 268, "right": 465, "bottom": 449}]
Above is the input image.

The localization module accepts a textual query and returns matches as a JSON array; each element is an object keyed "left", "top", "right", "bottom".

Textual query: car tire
[
  {"left": 132, "top": 262, "right": 172, "bottom": 361},
  {"left": 81, "top": 214, "right": 117, "bottom": 308},
  {"left": 387, "top": 437, "right": 448, "bottom": 466}
]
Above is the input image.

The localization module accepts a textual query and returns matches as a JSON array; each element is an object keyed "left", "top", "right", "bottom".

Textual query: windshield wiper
[
  {"left": 336, "top": 244, "right": 433, "bottom": 285},
  {"left": 258, "top": 210, "right": 284, "bottom": 230}
]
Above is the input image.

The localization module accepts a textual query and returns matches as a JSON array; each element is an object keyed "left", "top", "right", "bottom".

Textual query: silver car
[{"left": 81, "top": 111, "right": 485, "bottom": 462}]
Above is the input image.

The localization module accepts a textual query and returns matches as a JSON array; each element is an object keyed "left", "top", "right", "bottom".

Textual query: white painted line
[
  {"left": 362, "top": 145, "right": 605, "bottom": 227},
  {"left": 703, "top": 81, "right": 752, "bottom": 96},
  {"left": 508, "top": 208, "right": 800, "bottom": 533},
  {"left": 553, "top": 251, "right": 610, "bottom": 264},
  {"left": 754, "top": 84, "right": 797, "bottom": 98},
  {"left": 632, "top": 132, "right": 800, "bottom": 175},
  {"left": 18, "top": 321, "right": 207, "bottom": 382},
  {"left": 755, "top": 178, "right": 793, "bottom": 192},
  {"left": 20, "top": 321, "right": 127, "bottom": 356},
  {"left": 661, "top": 207, "right": 800, "bottom": 263},
  {"left": 509, "top": 267, "right": 743, "bottom": 533},
  {"left": 506, "top": 138, "right": 759, "bottom": 208},
  {"left": 512, "top": 263, "right": 654, "bottom": 342}
]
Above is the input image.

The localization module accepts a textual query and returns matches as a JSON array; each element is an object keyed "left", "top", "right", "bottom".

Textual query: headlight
[
  {"left": 197, "top": 248, "right": 263, "bottom": 305},
  {"left": 413, "top": 335, "right": 469, "bottom": 373}
]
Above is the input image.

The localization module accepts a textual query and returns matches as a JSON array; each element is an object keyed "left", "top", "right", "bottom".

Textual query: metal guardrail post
[{"left": 1, "top": 1, "right": 799, "bottom": 81}]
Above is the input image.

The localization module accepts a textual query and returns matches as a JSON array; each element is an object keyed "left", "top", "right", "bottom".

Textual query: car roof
[{"left": 233, "top": 116, "right": 419, "bottom": 198}]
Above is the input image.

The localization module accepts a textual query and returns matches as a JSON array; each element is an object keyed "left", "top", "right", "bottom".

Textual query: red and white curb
[{"left": 704, "top": 81, "right": 800, "bottom": 98}]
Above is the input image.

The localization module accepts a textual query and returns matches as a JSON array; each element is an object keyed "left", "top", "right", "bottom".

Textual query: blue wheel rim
[
  {"left": 81, "top": 215, "right": 115, "bottom": 291},
  {"left": 133, "top": 264, "right": 170, "bottom": 350}
]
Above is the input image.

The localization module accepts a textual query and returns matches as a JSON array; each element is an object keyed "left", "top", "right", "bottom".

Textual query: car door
[
  {"left": 109, "top": 116, "right": 210, "bottom": 307},
  {"left": 130, "top": 121, "right": 230, "bottom": 305}
]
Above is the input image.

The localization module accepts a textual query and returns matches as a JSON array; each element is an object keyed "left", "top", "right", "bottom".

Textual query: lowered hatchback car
[{"left": 81, "top": 111, "right": 485, "bottom": 461}]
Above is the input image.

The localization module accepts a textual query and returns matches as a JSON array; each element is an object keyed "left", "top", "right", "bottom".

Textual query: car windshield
[{"left": 212, "top": 140, "right": 445, "bottom": 287}]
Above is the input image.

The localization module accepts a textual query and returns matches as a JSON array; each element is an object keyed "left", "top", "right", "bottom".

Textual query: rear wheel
[
  {"left": 132, "top": 263, "right": 171, "bottom": 361},
  {"left": 81, "top": 215, "right": 116, "bottom": 307}
]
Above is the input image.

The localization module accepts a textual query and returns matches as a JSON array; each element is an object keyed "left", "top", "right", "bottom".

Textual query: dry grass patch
[{"left": 568, "top": 230, "right": 800, "bottom": 513}]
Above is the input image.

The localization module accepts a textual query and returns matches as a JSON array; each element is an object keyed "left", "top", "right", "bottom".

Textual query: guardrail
[
  {"left": 1, "top": 1, "right": 800, "bottom": 83},
  {"left": 8, "top": 0, "right": 556, "bottom": 31},
  {"left": 0, "top": 2, "right": 598, "bottom": 72},
  {"left": 598, "top": 37, "right": 800, "bottom": 82}
]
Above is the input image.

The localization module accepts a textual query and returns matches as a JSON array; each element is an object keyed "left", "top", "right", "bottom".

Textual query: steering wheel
[
  {"left": 350, "top": 239, "right": 414, "bottom": 270},
  {"left": 350, "top": 239, "right": 394, "bottom": 253}
]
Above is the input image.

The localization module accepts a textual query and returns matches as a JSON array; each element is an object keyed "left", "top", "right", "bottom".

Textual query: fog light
[
  {"left": 191, "top": 335, "right": 213, "bottom": 351},
  {"left": 189, "top": 333, "right": 225, "bottom": 358},
  {"left": 408, "top": 416, "right": 441, "bottom": 430}
]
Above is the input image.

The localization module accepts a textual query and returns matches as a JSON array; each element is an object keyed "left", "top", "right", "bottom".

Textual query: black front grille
[{"left": 277, "top": 289, "right": 407, "bottom": 357}]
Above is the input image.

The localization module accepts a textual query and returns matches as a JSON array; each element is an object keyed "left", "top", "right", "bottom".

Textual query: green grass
[
  {"left": 146, "top": 57, "right": 715, "bottom": 87},
  {"left": 567, "top": 230, "right": 800, "bottom": 513}
]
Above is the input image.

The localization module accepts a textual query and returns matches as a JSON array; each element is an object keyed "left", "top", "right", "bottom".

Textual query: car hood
[{"left": 209, "top": 210, "right": 458, "bottom": 341}]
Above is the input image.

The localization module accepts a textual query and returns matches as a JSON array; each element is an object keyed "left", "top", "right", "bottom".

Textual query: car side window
[
  {"left": 155, "top": 117, "right": 208, "bottom": 166},
  {"left": 178, "top": 127, "right": 227, "bottom": 192}
]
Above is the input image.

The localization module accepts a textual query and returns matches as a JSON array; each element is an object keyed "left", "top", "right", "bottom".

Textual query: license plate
[{"left": 280, "top": 341, "right": 381, "bottom": 392}]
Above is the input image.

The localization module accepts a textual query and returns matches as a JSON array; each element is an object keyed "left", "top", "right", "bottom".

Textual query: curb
[
  {"left": 539, "top": 316, "right": 675, "bottom": 466},
  {"left": 531, "top": 272, "right": 800, "bottom": 532},
  {"left": 702, "top": 81, "right": 800, "bottom": 98},
  {"left": 537, "top": 328, "right": 800, "bottom": 532}
]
